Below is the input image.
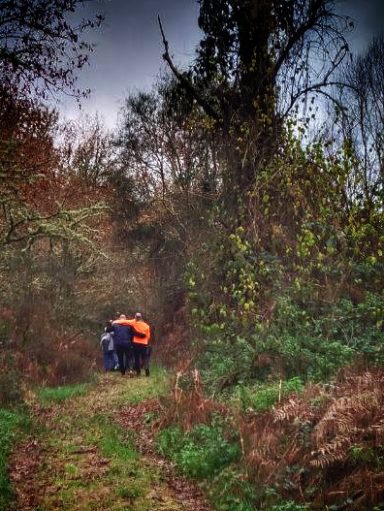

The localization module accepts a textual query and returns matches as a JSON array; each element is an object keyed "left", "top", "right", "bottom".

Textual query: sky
[
  {"left": 57, "top": 0, "right": 384, "bottom": 130},
  {"left": 59, "top": 0, "right": 200, "bottom": 128}
]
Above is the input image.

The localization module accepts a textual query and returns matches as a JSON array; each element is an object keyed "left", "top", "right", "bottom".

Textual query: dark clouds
[
  {"left": 59, "top": 0, "right": 383, "bottom": 128},
  {"left": 338, "top": 0, "right": 384, "bottom": 51},
  {"left": 60, "top": 0, "right": 200, "bottom": 127}
]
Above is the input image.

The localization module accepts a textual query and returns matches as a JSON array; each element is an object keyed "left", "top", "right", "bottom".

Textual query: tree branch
[{"left": 158, "top": 16, "right": 221, "bottom": 125}]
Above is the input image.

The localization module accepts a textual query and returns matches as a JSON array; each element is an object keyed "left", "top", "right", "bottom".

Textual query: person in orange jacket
[{"left": 130, "top": 312, "right": 151, "bottom": 376}]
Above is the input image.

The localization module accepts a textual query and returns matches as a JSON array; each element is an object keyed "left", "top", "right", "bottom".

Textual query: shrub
[
  {"left": 205, "top": 465, "right": 258, "bottom": 511},
  {"left": 157, "top": 416, "right": 240, "bottom": 478},
  {"left": 233, "top": 377, "right": 304, "bottom": 413}
]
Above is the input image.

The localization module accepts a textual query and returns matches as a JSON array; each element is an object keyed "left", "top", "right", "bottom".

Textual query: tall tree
[
  {"left": 337, "top": 35, "right": 384, "bottom": 204},
  {"left": 160, "top": 0, "right": 350, "bottom": 194}
]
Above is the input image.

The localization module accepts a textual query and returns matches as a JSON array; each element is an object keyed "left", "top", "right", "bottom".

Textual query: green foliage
[
  {"left": 349, "top": 445, "right": 376, "bottom": 465},
  {"left": 184, "top": 125, "right": 384, "bottom": 391},
  {"left": 156, "top": 417, "right": 259, "bottom": 511},
  {"left": 0, "top": 409, "right": 29, "bottom": 510},
  {"left": 231, "top": 377, "right": 304, "bottom": 413},
  {"left": 193, "top": 282, "right": 384, "bottom": 387},
  {"left": 204, "top": 466, "right": 258, "bottom": 511},
  {"left": 157, "top": 416, "right": 240, "bottom": 479}
]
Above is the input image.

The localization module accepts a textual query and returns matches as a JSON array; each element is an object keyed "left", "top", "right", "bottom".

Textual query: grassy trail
[{"left": 9, "top": 369, "right": 210, "bottom": 511}]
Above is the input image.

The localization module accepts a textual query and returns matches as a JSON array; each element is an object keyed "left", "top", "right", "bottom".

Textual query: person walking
[
  {"left": 100, "top": 323, "right": 116, "bottom": 371},
  {"left": 109, "top": 314, "right": 136, "bottom": 376},
  {"left": 130, "top": 312, "right": 151, "bottom": 376}
]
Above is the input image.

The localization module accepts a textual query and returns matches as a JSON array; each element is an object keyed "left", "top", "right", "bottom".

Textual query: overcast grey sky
[
  {"left": 59, "top": 0, "right": 200, "bottom": 128},
  {"left": 58, "top": 0, "right": 384, "bottom": 129}
]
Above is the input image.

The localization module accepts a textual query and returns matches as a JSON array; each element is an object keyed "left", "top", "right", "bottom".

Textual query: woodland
[{"left": 0, "top": 1, "right": 383, "bottom": 510}]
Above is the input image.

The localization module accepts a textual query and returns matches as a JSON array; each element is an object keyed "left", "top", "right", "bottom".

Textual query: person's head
[
  {"left": 119, "top": 314, "right": 126, "bottom": 319},
  {"left": 135, "top": 312, "right": 142, "bottom": 321}
]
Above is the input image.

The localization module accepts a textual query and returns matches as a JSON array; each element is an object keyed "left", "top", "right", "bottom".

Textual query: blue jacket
[{"left": 110, "top": 321, "right": 134, "bottom": 348}]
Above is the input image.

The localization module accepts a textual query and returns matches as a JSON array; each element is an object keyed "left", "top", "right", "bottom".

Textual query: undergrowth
[
  {"left": 156, "top": 367, "right": 384, "bottom": 510},
  {"left": 157, "top": 414, "right": 240, "bottom": 479},
  {"left": 0, "top": 409, "right": 29, "bottom": 511},
  {"left": 228, "top": 377, "right": 304, "bottom": 412}
]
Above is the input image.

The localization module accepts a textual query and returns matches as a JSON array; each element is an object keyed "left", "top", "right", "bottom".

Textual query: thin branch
[{"left": 158, "top": 15, "right": 221, "bottom": 125}]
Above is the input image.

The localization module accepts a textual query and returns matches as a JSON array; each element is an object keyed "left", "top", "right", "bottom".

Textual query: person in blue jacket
[{"left": 108, "top": 314, "right": 145, "bottom": 376}]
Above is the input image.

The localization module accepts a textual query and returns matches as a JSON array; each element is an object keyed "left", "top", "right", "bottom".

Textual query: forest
[{"left": 0, "top": 1, "right": 383, "bottom": 510}]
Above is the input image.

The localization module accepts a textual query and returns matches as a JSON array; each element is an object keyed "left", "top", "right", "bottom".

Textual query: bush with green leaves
[
  {"left": 185, "top": 132, "right": 384, "bottom": 391},
  {"left": 230, "top": 377, "right": 304, "bottom": 413},
  {"left": 157, "top": 416, "right": 240, "bottom": 479},
  {"left": 204, "top": 465, "right": 258, "bottom": 511},
  {"left": 194, "top": 287, "right": 384, "bottom": 390}
]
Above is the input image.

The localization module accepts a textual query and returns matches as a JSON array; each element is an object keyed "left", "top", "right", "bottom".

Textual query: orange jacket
[{"left": 127, "top": 319, "right": 151, "bottom": 345}]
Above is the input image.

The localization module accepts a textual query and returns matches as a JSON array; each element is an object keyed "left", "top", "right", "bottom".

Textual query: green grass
[
  {"left": 0, "top": 408, "right": 29, "bottom": 511},
  {"left": 37, "top": 383, "right": 92, "bottom": 404},
  {"left": 31, "top": 369, "right": 180, "bottom": 511},
  {"left": 93, "top": 415, "right": 138, "bottom": 462},
  {"left": 114, "top": 366, "right": 170, "bottom": 406}
]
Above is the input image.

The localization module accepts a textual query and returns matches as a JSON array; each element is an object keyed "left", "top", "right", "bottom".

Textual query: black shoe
[{"left": 145, "top": 369, "right": 150, "bottom": 377}]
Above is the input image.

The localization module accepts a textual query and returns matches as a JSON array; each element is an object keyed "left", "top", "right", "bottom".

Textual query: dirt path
[{"left": 9, "top": 371, "right": 212, "bottom": 511}]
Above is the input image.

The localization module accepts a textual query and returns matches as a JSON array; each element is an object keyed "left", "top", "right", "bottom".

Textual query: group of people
[{"left": 100, "top": 312, "right": 152, "bottom": 377}]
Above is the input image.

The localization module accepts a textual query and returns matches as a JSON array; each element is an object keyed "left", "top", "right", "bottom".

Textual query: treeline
[
  {"left": 119, "top": 1, "right": 384, "bottom": 389},
  {"left": 0, "top": 1, "right": 136, "bottom": 393}
]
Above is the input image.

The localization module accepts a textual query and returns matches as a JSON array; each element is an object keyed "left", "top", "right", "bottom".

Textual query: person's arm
[{"left": 131, "top": 327, "right": 146, "bottom": 338}]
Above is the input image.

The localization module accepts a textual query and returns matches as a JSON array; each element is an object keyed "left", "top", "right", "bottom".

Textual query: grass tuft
[{"left": 37, "top": 383, "right": 91, "bottom": 404}]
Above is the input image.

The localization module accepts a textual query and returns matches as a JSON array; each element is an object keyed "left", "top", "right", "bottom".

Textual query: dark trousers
[
  {"left": 115, "top": 345, "right": 133, "bottom": 375},
  {"left": 133, "top": 344, "right": 150, "bottom": 374}
]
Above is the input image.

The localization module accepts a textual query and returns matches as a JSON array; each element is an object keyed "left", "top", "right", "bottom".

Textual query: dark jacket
[{"left": 109, "top": 319, "right": 145, "bottom": 348}]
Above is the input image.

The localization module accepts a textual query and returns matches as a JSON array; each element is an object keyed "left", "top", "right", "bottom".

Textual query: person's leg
[
  {"left": 106, "top": 351, "right": 115, "bottom": 371},
  {"left": 137, "top": 345, "right": 149, "bottom": 375},
  {"left": 125, "top": 345, "right": 134, "bottom": 375},
  {"left": 113, "top": 350, "right": 119, "bottom": 370},
  {"left": 102, "top": 352, "right": 109, "bottom": 371},
  {"left": 143, "top": 345, "right": 151, "bottom": 376},
  {"left": 115, "top": 346, "right": 125, "bottom": 375},
  {"left": 128, "top": 344, "right": 135, "bottom": 376},
  {"left": 133, "top": 344, "right": 141, "bottom": 375}
]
